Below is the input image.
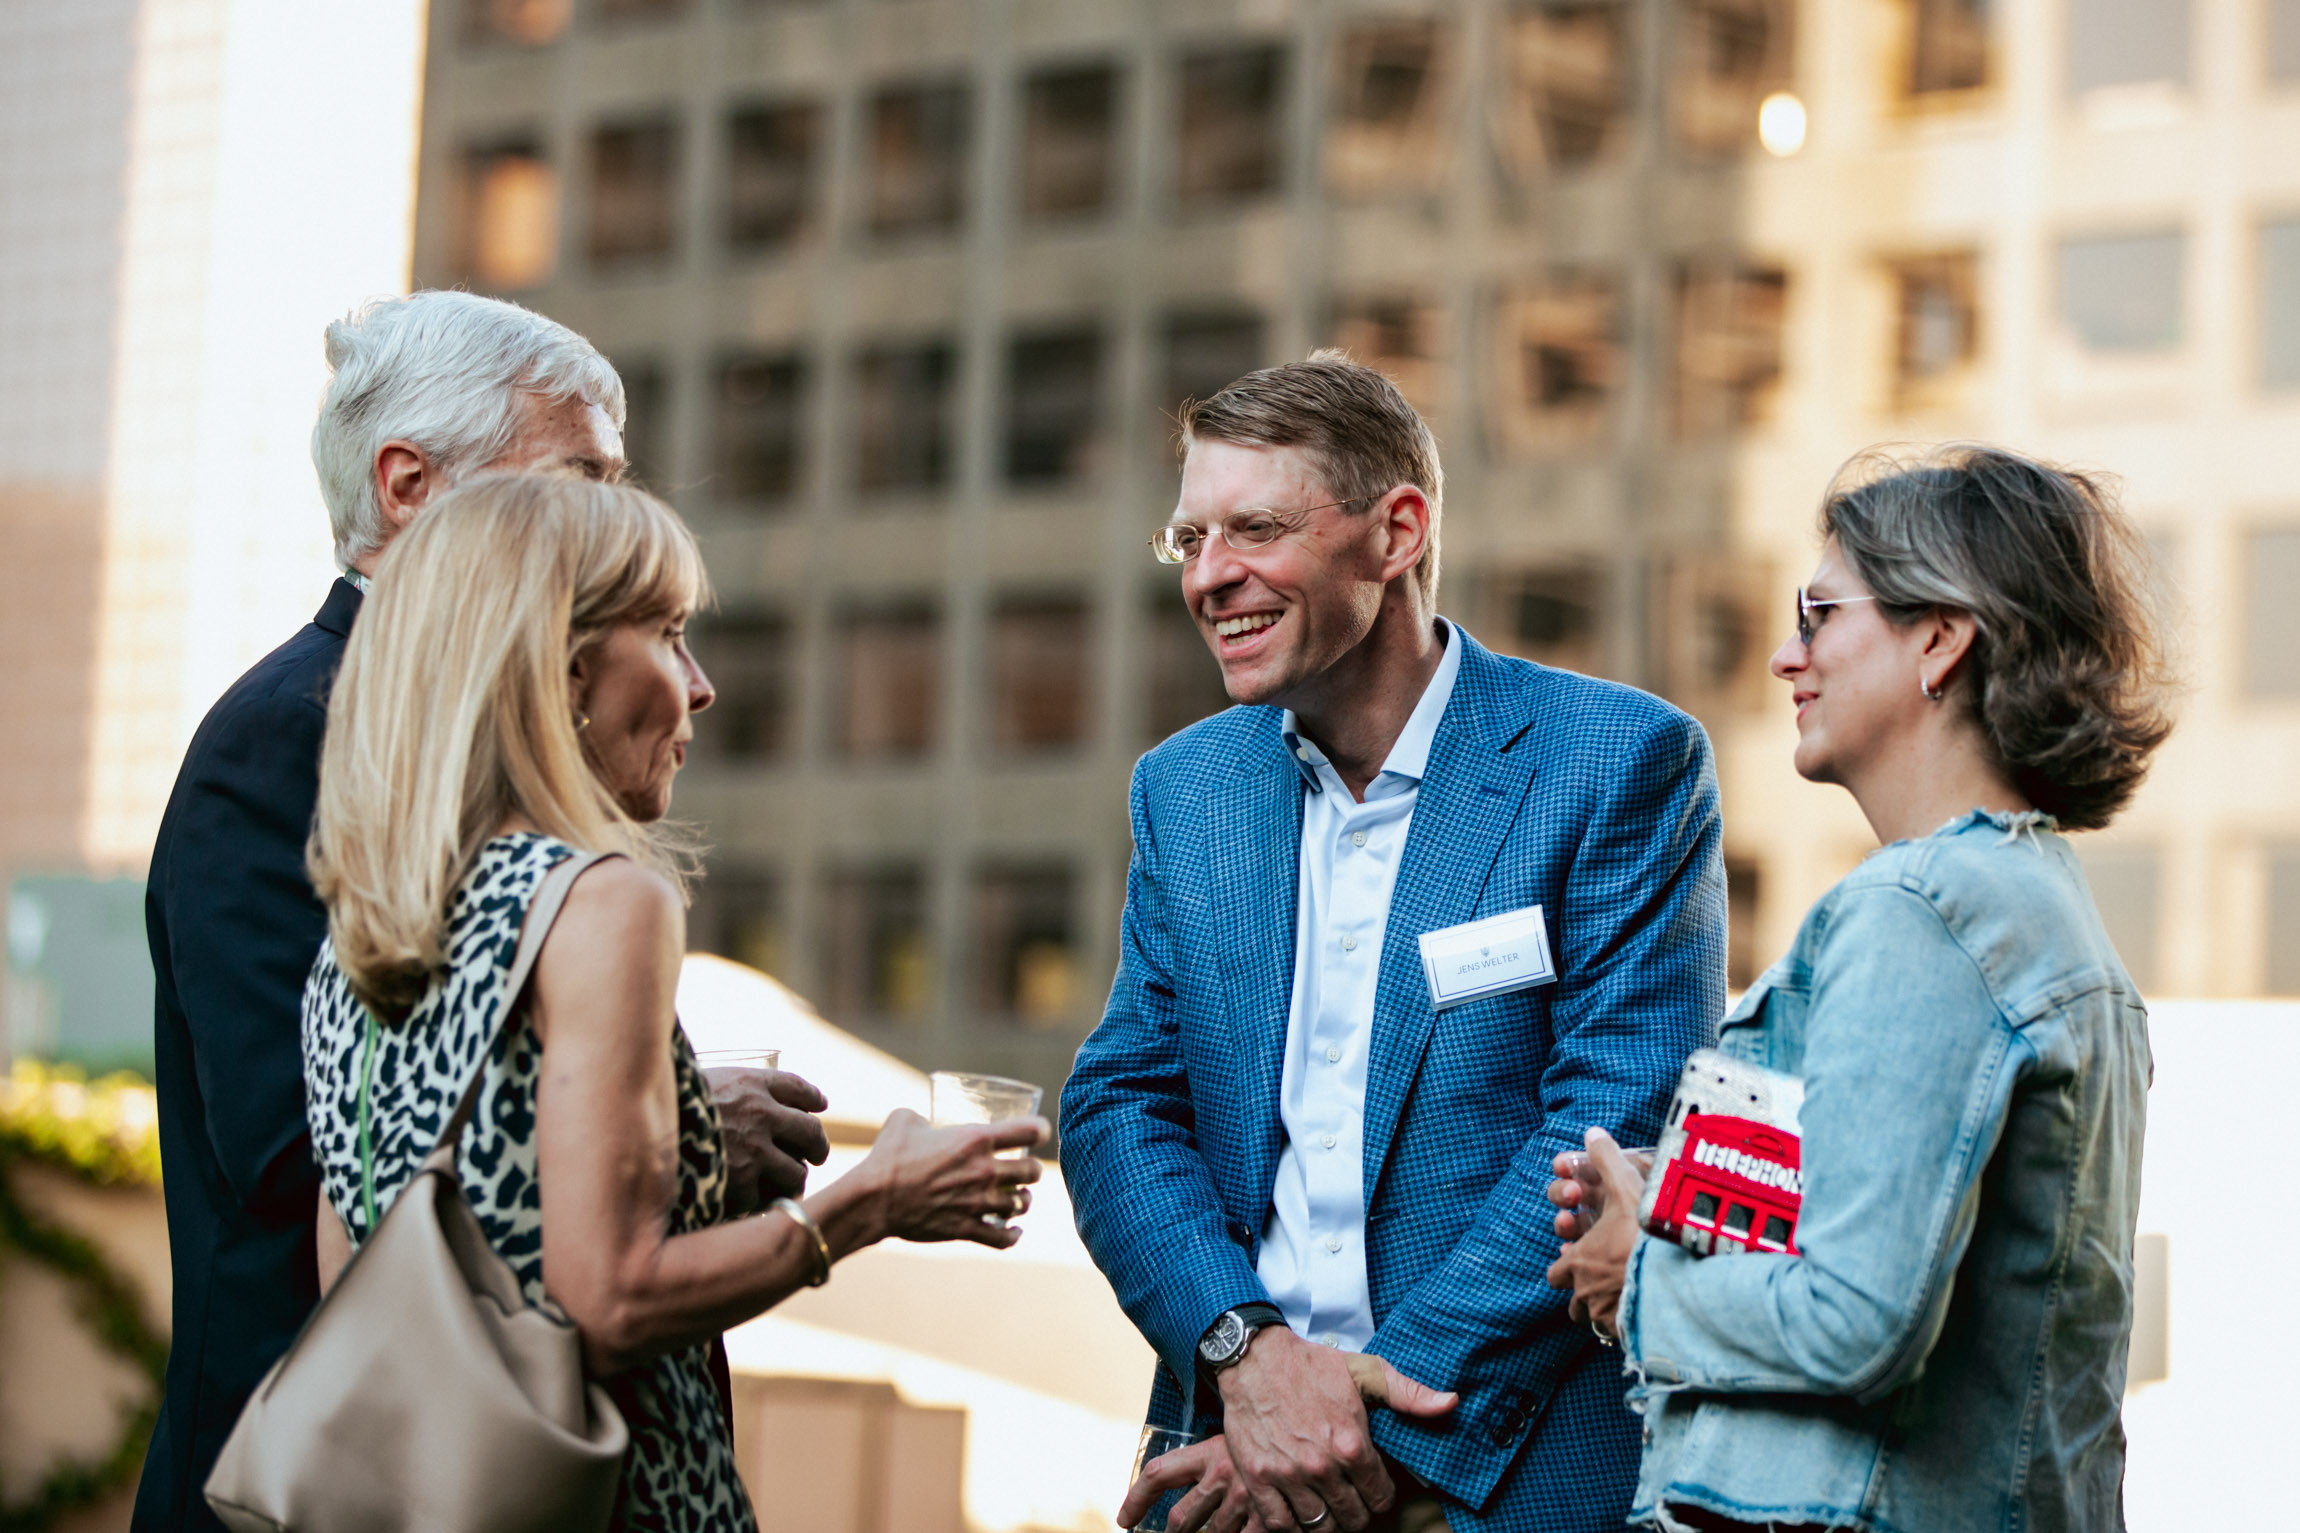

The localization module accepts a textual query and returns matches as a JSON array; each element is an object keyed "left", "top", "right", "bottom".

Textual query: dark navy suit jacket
[
  {"left": 133, "top": 579, "right": 360, "bottom": 1532},
  {"left": 1061, "top": 629, "right": 1727, "bottom": 1533}
]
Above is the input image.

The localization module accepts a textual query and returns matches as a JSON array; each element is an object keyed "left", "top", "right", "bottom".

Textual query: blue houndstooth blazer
[{"left": 1061, "top": 627, "right": 1726, "bottom": 1533}]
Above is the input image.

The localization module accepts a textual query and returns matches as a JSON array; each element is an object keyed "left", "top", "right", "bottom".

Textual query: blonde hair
[{"left": 310, "top": 474, "right": 711, "bottom": 1015}]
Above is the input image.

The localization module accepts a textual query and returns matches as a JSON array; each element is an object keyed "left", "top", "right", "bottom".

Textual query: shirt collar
[
  {"left": 342, "top": 568, "right": 373, "bottom": 595},
  {"left": 1280, "top": 618, "right": 1461, "bottom": 796}
]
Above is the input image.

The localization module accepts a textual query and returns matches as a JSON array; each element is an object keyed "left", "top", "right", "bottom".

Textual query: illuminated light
[{"left": 1758, "top": 92, "right": 1807, "bottom": 157}]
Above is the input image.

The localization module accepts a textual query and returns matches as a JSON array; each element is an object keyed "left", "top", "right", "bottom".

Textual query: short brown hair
[
  {"left": 1179, "top": 349, "right": 1444, "bottom": 605},
  {"left": 1821, "top": 445, "right": 2176, "bottom": 831}
]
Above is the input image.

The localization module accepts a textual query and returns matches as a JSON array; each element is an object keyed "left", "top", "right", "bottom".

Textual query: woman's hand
[
  {"left": 1544, "top": 1126, "right": 1649, "bottom": 1339},
  {"left": 846, "top": 1109, "right": 1048, "bottom": 1250},
  {"left": 1547, "top": 1141, "right": 1655, "bottom": 1243}
]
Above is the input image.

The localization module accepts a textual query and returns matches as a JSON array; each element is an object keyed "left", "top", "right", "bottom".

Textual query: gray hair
[
  {"left": 1821, "top": 444, "right": 2175, "bottom": 831},
  {"left": 311, "top": 291, "right": 625, "bottom": 568}
]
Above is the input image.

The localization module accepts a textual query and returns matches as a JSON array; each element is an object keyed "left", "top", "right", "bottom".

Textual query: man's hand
[
  {"left": 1544, "top": 1127, "right": 1648, "bottom": 1339},
  {"left": 1215, "top": 1326, "right": 1456, "bottom": 1532},
  {"left": 708, "top": 1067, "right": 831, "bottom": 1214},
  {"left": 1118, "top": 1437, "right": 1267, "bottom": 1533}
]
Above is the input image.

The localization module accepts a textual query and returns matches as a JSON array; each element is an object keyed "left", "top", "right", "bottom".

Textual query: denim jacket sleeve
[{"left": 1621, "top": 879, "right": 2027, "bottom": 1403}]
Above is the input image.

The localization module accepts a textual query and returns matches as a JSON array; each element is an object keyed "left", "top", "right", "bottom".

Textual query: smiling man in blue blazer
[{"left": 1063, "top": 354, "right": 1725, "bottom": 1533}]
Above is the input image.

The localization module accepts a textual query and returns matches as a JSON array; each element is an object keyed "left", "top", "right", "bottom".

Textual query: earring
[
  {"left": 575, "top": 710, "right": 592, "bottom": 731},
  {"left": 1919, "top": 674, "right": 1943, "bottom": 702}
]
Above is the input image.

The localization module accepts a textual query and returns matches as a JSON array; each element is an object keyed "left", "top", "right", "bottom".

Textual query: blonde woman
[{"left": 301, "top": 475, "right": 1045, "bottom": 1532}]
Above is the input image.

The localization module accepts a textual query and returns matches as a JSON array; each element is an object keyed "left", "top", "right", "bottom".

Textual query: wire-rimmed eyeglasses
[
  {"left": 1794, "top": 588, "right": 1878, "bottom": 645},
  {"left": 1148, "top": 496, "right": 1379, "bottom": 565}
]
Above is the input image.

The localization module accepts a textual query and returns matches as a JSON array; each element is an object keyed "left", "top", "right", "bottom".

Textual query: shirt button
[
  {"left": 1341, "top": 934, "right": 1358, "bottom": 952},
  {"left": 1320, "top": 1132, "right": 1338, "bottom": 1149},
  {"left": 1325, "top": 1045, "right": 1342, "bottom": 1063},
  {"left": 1320, "top": 1332, "right": 1341, "bottom": 1347},
  {"left": 1351, "top": 830, "right": 1367, "bottom": 848},
  {"left": 1324, "top": 1235, "right": 1343, "bottom": 1253}
]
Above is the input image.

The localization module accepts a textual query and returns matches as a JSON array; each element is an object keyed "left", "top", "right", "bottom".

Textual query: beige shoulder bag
[{"left": 207, "top": 851, "right": 630, "bottom": 1533}]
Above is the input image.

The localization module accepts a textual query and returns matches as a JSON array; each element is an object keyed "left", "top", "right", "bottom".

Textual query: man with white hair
[{"left": 134, "top": 292, "right": 826, "bottom": 1530}]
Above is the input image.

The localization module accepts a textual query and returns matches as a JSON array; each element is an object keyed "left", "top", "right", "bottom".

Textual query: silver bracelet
[{"left": 772, "top": 1197, "right": 831, "bottom": 1288}]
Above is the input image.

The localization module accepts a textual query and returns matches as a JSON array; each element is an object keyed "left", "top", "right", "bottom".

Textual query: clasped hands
[
  {"left": 1118, "top": 1327, "right": 1456, "bottom": 1533},
  {"left": 1542, "top": 1127, "right": 1652, "bottom": 1341}
]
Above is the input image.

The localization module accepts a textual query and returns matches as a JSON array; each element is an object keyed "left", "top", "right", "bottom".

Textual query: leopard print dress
[{"left": 302, "top": 833, "right": 756, "bottom": 1533}]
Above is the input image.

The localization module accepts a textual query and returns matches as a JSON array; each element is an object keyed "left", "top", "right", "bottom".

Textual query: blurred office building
[
  {"left": 0, "top": 0, "right": 423, "bottom": 1068},
  {"left": 408, "top": 0, "right": 2300, "bottom": 1092}
]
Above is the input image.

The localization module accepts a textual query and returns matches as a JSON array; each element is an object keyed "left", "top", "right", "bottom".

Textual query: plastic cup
[
  {"left": 1126, "top": 1425, "right": 1203, "bottom": 1532},
  {"left": 695, "top": 1048, "right": 781, "bottom": 1073},
  {"left": 929, "top": 1070, "right": 1042, "bottom": 1159}
]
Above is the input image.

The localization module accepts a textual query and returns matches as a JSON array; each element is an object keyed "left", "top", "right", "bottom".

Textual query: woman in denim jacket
[{"left": 1548, "top": 446, "right": 2174, "bottom": 1533}]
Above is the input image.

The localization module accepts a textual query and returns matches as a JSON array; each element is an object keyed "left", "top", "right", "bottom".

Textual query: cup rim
[{"left": 929, "top": 1069, "right": 1039, "bottom": 1095}]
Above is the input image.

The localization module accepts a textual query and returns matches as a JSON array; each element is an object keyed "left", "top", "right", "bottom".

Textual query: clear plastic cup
[
  {"left": 1126, "top": 1425, "right": 1203, "bottom": 1532},
  {"left": 695, "top": 1048, "right": 781, "bottom": 1073},
  {"left": 929, "top": 1070, "right": 1042, "bottom": 1158}
]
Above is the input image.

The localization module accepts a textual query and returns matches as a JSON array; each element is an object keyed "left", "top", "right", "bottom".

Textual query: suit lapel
[
  {"left": 1360, "top": 643, "right": 1538, "bottom": 1198},
  {"left": 1206, "top": 725, "right": 1305, "bottom": 1206}
]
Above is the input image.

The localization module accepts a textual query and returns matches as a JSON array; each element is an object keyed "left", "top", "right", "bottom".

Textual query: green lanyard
[{"left": 356, "top": 1006, "right": 381, "bottom": 1232}]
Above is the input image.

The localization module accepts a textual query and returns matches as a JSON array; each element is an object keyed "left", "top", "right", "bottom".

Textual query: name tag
[{"left": 1417, "top": 907, "right": 1557, "bottom": 1010}]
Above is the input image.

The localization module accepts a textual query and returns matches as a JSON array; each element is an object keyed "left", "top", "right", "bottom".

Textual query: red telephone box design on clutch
[{"left": 1638, "top": 1049, "right": 1805, "bottom": 1257}]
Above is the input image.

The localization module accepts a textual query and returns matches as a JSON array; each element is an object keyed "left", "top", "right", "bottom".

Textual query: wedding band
[{"left": 1299, "top": 1507, "right": 1331, "bottom": 1529}]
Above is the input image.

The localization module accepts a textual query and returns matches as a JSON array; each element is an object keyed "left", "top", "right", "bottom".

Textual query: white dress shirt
[{"left": 1257, "top": 619, "right": 1462, "bottom": 1351}]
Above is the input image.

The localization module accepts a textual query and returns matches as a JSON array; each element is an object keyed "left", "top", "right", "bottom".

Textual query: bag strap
[{"left": 424, "top": 849, "right": 617, "bottom": 1166}]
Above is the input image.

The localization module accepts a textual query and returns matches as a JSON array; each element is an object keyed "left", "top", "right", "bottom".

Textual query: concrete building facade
[{"left": 410, "top": 0, "right": 2300, "bottom": 1096}]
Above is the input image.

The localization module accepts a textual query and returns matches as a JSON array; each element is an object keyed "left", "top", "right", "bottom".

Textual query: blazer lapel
[
  {"left": 1360, "top": 643, "right": 1538, "bottom": 1197},
  {"left": 1206, "top": 725, "right": 1306, "bottom": 1207}
]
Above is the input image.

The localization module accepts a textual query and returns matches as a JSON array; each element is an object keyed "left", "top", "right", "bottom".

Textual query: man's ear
[
  {"left": 1376, "top": 485, "right": 1431, "bottom": 588},
  {"left": 373, "top": 440, "right": 438, "bottom": 539}
]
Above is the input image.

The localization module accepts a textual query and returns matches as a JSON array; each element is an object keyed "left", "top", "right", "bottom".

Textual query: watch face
[{"left": 1201, "top": 1310, "right": 1244, "bottom": 1363}]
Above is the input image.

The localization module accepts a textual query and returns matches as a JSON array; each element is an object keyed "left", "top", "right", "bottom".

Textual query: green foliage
[{"left": 0, "top": 1061, "right": 168, "bottom": 1530}]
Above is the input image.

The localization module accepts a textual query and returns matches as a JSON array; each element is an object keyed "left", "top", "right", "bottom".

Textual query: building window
[
  {"left": 2243, "top": 528, "right": 2300, "bottom": 699},
  {"left": 455, "top": 140, "right": 557, "bottom": 291},
  {"left": 973, "top": 865, "right": 1080, "bottom": 1026},
  {"left": 1486, "top": 565, "right": 1606, "bottom": 675},
  {"left": 1886, "top": 251, "right": 1980, "bottom": 407},
  {"left": 1671, "top": 0, "right": 1794, "bottom": 157},
  {"left": 867, "top": 80, "right": 971, "bottom": 239},
  {"left": 1003, "top": 327, "right": 1103, "bottom": 487},
  {"left": 852, "top": 340, "right": 956, "bottom": 495},
  {"left": 588, "top": 115, "right": 681, "bottom": 268},
  {"left": 1487, "top": 275, "right": 1621, "bottom": 454},
  {"left": 835, "top": 603, "right": 941, "bottom": 759},
  {"left": 1326, "top": 19, "right": 1453, "bottom": 199},
  {"left": 2067, "top": 0, "right": 2189, "bottom": 93},
  {"left": 2055, "top": 231, "right": 2183, "bottom": 354},
  {"left": 1654, "top": 555, "right": 1772, "bottom": 717},
  {"left": 726, "top": 101, "right": 820, "bottom": 253},
  {"left": 1907, "top": 0, "right": 1988, "bottom": 95},
  {"left": 2261, "top": 219, "right": 2300, "bottom": 390},
  {"left": 2267, "top": 846, "right": 2300, "bottom": 995},
  {"left": 615, "top": 358, "right": 666, "bottom": 489},
  {"left": 1673, "top": 262, "right": 1788, "bottom": 436},
  {"left": 1160, "top": 310, "right": 1266, "bottom": 428},
  {"left": 690, "top": 863, "right": 784, "bottom": 979},
  {"left": 1724, "top": 856, "right": 1762, "bottom": 990},
  {"left": 1020, "top": 63, "right": 1119, "bottom": 220},
  {"left": 691, "top": 609, "right": 794, "bottom": 763},
  {"left": 1144, "top": 593, "right": 1232, "bottom": 742},
  {"left": 2076, "top": 845, "right": 2162, "bottom": 991},
  {"left": 1329, "top": 294, "right": 1444, "bottom": 416},
  {"left": 2274, "top": 0, "right": 2300, "bottom": 83},
  {"left": 988, "top": 595, "right": 1091, "bottom": 752},
  {"left": 1495, "top": 0, "right": 1626, "bottom": 178},
  {"left": 714, "top": 352, "right": 809, "bottom": 506},
  {"left": 820, "top": 866, "right": 933, "bottom": 1021},
  {"left": 466, "top": 0, "right": 569, "bottom": 45},
  {"left": 1175, "top": 43, "right": 1286, "bottom": 209}
]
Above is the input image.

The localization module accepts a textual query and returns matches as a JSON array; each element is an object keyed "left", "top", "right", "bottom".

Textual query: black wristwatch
[{"left": 1197, "top": 1303, "right": 1286, "bottom": 1382}]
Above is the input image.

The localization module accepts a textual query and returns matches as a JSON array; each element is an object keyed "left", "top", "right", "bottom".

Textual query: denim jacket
[{"left": 1619, "top": 810, "right": 2149, "bottom": 1533}]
